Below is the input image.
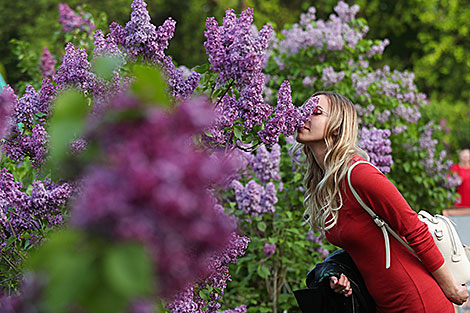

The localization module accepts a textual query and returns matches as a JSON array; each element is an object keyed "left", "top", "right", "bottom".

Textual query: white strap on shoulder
[{"left": 347, "top": 161, "right": 418, "bottom": 269}]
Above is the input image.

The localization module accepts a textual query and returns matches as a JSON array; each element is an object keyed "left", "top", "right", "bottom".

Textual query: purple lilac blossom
[
  {"left": 366, "top": 39, "right": 390, "bottom": 58},
  {"left": 237, "top": 73, "right": 272, "bottom": 131},
  {"left": 306, "top": 231, "right": 329, "bottom": 257},
  {"left": 321, "top": 66, "right": 345, "bottom": 88},
  {"left": 0, "top": 86, "right": 16, "bottom": 139},
  {"left": 250, "top": 144, "right": 281, "bottom": 183},
  {"left": 71, "top": 94, "right": 238, "bottom": 298},
  {"left": 204, "top": 8, "right": 273, "bottom": 87},
  {"left": 221, "top": 306, "right": 248, "bottom": 313},
  {"left": 264, "top": 243, "right": 276, "bottom": 258},
  {"left": 358, "top": 127, "right": 393, "bottom": 173},
  {"left": 0, "top": 169, "right": 72, "bottom": 285},
  {"left": 38, "top": 47, "right": 56, "bottom": 79},
  {"left": 231, "top": 179, "right": 277, "bottom": 216},
  {"left": 276, "top": 3, "right": 368, "bottom": 59},
  {"left": 93, "top": 29, "right": 125, "bottom": 61},
  {"left": 55, "top": 42, "right": 96, "bottom": 92},
  {"left": 58, "top": 3, "right": 95, "bottom": 33},
  {"left": 167, "top": 232, "right": 249, "bottom": 313},
  {"left": 162, "top": 56, "right": 201, "bottom": 100},
  {"left": 14, "top": 85, "right": 41, "bottom": 128},
  {"left": 38, "top": 78, "right": 56, "bottom": 118},
  {"left": 109, "top": 0, "right": 175, "bottom": 63},
  {"left": 258, "top": 81, "right": 305, "bottom": 147}
]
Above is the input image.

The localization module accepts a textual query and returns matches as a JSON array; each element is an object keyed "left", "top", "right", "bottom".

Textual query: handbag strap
[{"left": 347, "top": 160, "right": 419, "bottom": 269}]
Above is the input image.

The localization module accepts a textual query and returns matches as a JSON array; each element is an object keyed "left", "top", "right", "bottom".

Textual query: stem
[
  {"left": 273, "top": 264, "right": 278, "bottom": 313},
  {"left": 2, "top": 255, "right": 18, "bottom": 272},
  {"left": 214, "top": 80, "right": 234, "bottom": 108},
  {"left": 235, "top": 141, "right": 261, "bottom": 152}
]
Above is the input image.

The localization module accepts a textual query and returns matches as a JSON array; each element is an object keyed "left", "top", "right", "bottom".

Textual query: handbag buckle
[{"left": 434, "top": 229, "right": 443, "bottom": 241}]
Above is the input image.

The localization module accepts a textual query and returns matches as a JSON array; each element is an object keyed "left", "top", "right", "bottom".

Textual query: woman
[
  {"left": 294, "top": 91, "right": 468, "bottom": 312},
  {"left": 450, "top": 148, "right": 470, "bottom": 208}
]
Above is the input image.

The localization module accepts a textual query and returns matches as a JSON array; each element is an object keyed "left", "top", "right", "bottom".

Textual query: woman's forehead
[{"left": 317, "top": 94, "right": 329, "bottom": 110}]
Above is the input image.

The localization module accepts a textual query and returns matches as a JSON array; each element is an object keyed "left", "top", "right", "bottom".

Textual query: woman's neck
[
  {"left": 460, "top": 161, "right": 470, "bottom": 168},
  {"left": 307, "top": 141, "right": 327, "bottom": 171}
]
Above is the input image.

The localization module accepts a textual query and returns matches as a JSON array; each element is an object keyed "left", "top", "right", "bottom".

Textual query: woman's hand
[
  {"left": 443, "top": 284, "right": 468, "bottom": 305},
  {"left": 329, "top": 274, "right": 353, "bottom": 297}
]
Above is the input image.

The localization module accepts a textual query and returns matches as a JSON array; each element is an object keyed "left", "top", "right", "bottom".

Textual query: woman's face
[
  {"left": 459, "top": 149, "right": 470, "bottom": 164},
  {"left": 296, "top": 95, "right": 330, "bottom": 144}
]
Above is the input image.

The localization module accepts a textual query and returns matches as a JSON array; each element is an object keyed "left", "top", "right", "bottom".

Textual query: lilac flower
[
  {"left": 366, "top": 39, "right": 390, "bottom": 58},
  {"left": 306, "top": 231, "right": 329, "bottom": 257},
  {"left": 162, "top": 56, "right": 201, "bottom": 100},
  {"left": 58, "top": 3, "right": 95, "bottom": 33},
  {"left": 71, "top": 95, "right": 238, "bottom": 298},
  {"left": 334, "top": 1, "right": 360, "bottom": 23},
  {"left": 321, "top": 66, "right": 345, "bottom": 88},
  {"left": 238, "top": 73, "right": 272, "bottom": 130},
  {"left": 55, "top": 42, "right": 95, "bottom": 92},
  {"left": 93, "top": 29, "right": 124, "bottom": 59},
  {"left": 264, "top": 243, "right": 276, "bottom": 258},
  {"left": 0, "top": 85, "right": 16, "bottom": 139},
  {"left": 38, "top": 47, "right": 56, "bottom": 79},
  {"left": 302, "top": 76, "right": 316, "bottom": 87},
  {"left": 70, "top": 138, "right": 87, "bottom": 154},
  {"left": 167, "top": 232, "right": 249, "bottom": 313},
  {"left": 221, "top": 306, "right": 248, "bottom": 313},
  {"left": 250, "top": 144, "right": 281, "bottom": 183},
  {"left": 358, "top": 127, "right": 393, "bottom": 173},
  {"left": 38, "top": 78, "right": 56, "bottom": 118},
  {"left": 0, "top": 169, "right": 72, "bottom": 286},
  {"left": 204, "top": 8, "right": 273, "bottom": 87},
  {"left": 14, "top": 85, "right": 41, "bottom": 127},
  {"left": 258, "top": 81, "right": 304, "bottom": 147},
  {"left": 110, "top": 0, "right": 176, "bottom": 63},
  {"left": 393, "top": 104, "right": 421, "bottom": 123},
  {"left": 231, "top": 179, "right": 277, "bottom": 216}
]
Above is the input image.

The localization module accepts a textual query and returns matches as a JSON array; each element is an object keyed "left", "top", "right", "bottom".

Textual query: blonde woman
[{"left": 294, "top": 91, "right": 468, "bottom": 312}]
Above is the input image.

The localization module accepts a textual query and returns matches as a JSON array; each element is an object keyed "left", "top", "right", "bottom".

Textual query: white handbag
[{"left": 347, "top": 160, "right": 470, "bottom": 285}]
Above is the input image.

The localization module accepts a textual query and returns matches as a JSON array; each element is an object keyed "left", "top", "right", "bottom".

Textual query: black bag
[{"left": 294, "top": 249, "right": 375, "bottom": 313}]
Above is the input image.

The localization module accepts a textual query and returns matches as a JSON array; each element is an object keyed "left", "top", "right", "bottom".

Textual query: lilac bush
[
  {"left": 38, "top": 47, "right": 56, "bottom": 79},
  {"left": 58, "top": 3, "right": 95, "bottom": 33},
  {"left": 358, "top": 127, "right": 393, "bottom": 173}
]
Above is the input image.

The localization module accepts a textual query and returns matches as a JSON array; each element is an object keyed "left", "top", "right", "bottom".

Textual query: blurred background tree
[{"left": 1, "top": 0, "right": 469, "bottom": 152}]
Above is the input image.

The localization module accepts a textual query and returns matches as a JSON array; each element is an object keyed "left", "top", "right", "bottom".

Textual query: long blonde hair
[{"left": 293, "top": 92, "right": 368, "bottom": 232}]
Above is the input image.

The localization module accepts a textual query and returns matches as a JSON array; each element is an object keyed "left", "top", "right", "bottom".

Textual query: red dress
[
  {"left": 450, "top": 163, "right": 470, "bottom": 207},
  {"left": 326, "top": 156, "right": 453, "bottom": 313}
]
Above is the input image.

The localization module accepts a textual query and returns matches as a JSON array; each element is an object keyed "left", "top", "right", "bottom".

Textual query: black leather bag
[{"left": 294, "top": 249, "right": 375, "bottom": 313}]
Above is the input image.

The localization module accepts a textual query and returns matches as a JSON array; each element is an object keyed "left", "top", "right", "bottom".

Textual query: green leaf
[
  {"left": 103, "top": 242, "right": 153, "bottom": 298},
  {"left": 48, "top": 90, "right": 89, "bottom": 167},
  {"left": 233, "top": 125, "right": 243, "bottom": 140},
  {"left": 93, "top": 55, "right": 124, "bottom": 80},
  {"left": 257, "top": 265, "right": 270, "bottom": 279},
  {"left": 257, "top": 221, "right": 267, "bottom": 232},
  {"left": 131, "top": 64, "right": 169, "bottom": 108}
]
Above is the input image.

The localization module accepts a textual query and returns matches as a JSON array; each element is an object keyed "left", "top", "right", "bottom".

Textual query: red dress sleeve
[{"left": 350, "top": 162, "right": 444, "bottom": 272}]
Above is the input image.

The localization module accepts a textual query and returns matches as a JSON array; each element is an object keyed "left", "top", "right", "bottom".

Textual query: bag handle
[{"left": 347, "top": 161, "right": 419, "bottom": 269}]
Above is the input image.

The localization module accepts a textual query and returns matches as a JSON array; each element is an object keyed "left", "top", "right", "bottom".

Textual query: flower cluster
[
  {"left": 231, "top": 180, "right": 278, "bottom": 216},
  {"left": 38, "top": 47, "right": 56, "bottom": 79},
  {"left": 162, "top": 56, "right": 201, "bottom": 101},
  {"left": 249, "top": 144, "right": 281, "bottom": 183},
  {"left": 275, "top": 1, "right": 369, "bottom": 59},
  {"left": 58, "top": 3, "right": 95, "bottom": 33},
  {"left": 321, "top": 66, "right": 345, "bottom": 88},
  {"left": 71, "top": 94, "right": 239, "bottom": 298},
  {"left": 167, "top": 232, "right": 250, "bottom": 313},
  {"left": 259, "top": 82, "right": 318, "bottom": 146},
  {"left": 2, "top": 83, "right": 55, "bottom": 167},
  {"left": 0, "top": 86, "right": 15, "bottom": 139},
  {"left": 306, "top": 232, "right": 329, "bottom": 257},
  {"left": 358, "top": 127, "right": 393, "bottom": 173},
  {"left": 264, "top": 243, "right": 276, "bottom": 258},
  {"left": 366, "top": 39, "right": 390, "bottom": 58},
  {"left": 54, "top": 42, "right": 95, "bottom": 92},
  {"left": 204, "top": 8, "right": 273, "bottom": 87},
  {"left": 109, "top": 0, "right": 175, "bottom": 63},
  {"left": 0, "top": 169, "right": 72, "bottom": 287}
]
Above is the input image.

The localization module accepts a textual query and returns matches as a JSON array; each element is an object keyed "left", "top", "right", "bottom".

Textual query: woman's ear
[{"left": 333, "top": 129, "right": 339, "bottom": 136}]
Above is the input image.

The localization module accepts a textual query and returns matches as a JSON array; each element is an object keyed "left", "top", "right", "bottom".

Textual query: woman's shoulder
[{"left": 348, "top": 156, "right": 386, "bottom": 186}]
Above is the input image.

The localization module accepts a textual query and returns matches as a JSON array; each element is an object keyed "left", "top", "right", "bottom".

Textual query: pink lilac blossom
[
  {"left": 250, "top": 144, "right": 281, "bottom": 183},
  {"left": 71, "top": 94, "right": 238, "bottom": 298},
  {"left": 204, "top": 8, "right": 273, "bottom": 88},
  {"left": 58, "top": 3, "right": 95, "bottom": 33},
  {"left": 38, "top": 47, "right": 56, "bottom": 79},
  {"left": 231, "top": 180, "right": 278, "bottom": 216},
  {"left": 358, "top": 127, "right": 393, "bottom": 173},
  {"left": 264, "top": 243, "right": 276, "bottom": 258},
  {"left": 109, "top": 0, "right": 175, "bottom": 63},
  {"left": 0, "top": 86, "right": 16, "bottom": 139}
]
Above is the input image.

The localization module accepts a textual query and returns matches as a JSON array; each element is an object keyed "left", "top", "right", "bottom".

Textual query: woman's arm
[{"left": 431, "top": 263, "right": 468, "bottom": 305}]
